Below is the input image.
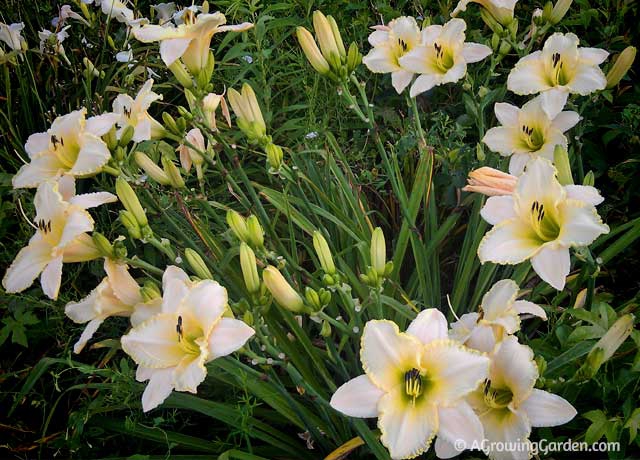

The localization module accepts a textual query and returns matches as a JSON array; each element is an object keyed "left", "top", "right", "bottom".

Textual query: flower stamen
[{"left": 404, "top": 368, "right": 423, "bottom": 405}]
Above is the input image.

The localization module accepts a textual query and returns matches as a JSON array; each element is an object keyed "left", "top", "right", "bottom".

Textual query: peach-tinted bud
[{"left": 462, "top": 167, "right": 517, "bottom": 196}]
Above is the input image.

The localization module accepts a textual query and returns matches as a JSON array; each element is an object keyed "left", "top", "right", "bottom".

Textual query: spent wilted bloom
[
  {"left": 133, "top": 11, "right": 253, "bottom": 75},
  {"left": 482, "top": 94, "right": 581, "bottom": 175},
  {"left": 330, "top": 310, "right": 489, "bottom": 460},
  {"left": 121, "top": 266, "right": 255, "bottom": 412},
  {"left": 151, "top": 2, "right": 176, "bottom": 25},
  {"left": 451, "top": 0, "right": 518, "bottom": 26},
  {"left": 2, "top": 181, "right": 116, "bottom": 299},
  {"left": 466, "top": 336, "right": 576, "bottom": 460},
  {"left": 362, "top": 16, "right": 422, "bottom": 94},
  {"left": 202, "top": 91, "right": 231, "bottom": 130},
  {"left": 12, "top": 108, "right": 118, "bottom": 189},
  {"left": 112, "top": 79, "right": 164, "bottom": 143},
  {"left": 507, "top": 33, "right": 608, "bottom": 97},
  {"left": 478, "top": 158, "right": 609, "bottom": 290},
  {"left": 0, "top": 22, "right": 26, "bottom": 51},
  {"left": 450, "top": 279, "right": 547, "bottom": 353},
  {"left": 65, "top": 259, "right": 143, "bottom": 353},
  {"left": 463, "top": 166, "right": 517, "bottom": 196},
  {"left": 178, "top": 127, "right": 206, "bottom": 180},
  {"left": 399, "top": 18, "right": 492, "bottom": 97},
  {"left": 52, "top": 5, "right": 90, "bottom": 27},
  {"left": 39, "top": 26, "right": 71, "bottom": 62}
]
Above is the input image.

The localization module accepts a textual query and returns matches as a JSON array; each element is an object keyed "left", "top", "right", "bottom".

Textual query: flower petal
[
  {"left": 12, "top": 155, "right": 65, "bottom": 188},
  {"left": 181, "top": 280, "right": 228, "bottom": 331},
  {"left": 481, "top": 279, "right": 519, "bottom": 320},
  {"left": 579, "top": 47, "right": 609, "bottom": 65},
  {"left": 25, "top": 132, "right": 51, "bottom": 158},
  {"left": 513, "top": 300, "right": 547, "bottom": 320},
  {"left": 478, "top": 220, "right": 541, "bottom": 265},
  {"left": 173, "top": 352, "right": 207, "bottom": 392},
  {"left": 104, "top": 259, "right": 142, "bottom": 306},
  {"left": 377, "top": 385, "right": 438, "bottom": 459},
  {"left": 568, "top": 63, "right": 607, "bottom": 95},
  {"left": 140, "top": 367, "right": 175, "bottom": 412},
  {"left": 558, "top": 200, "right": 609, "bottom": 246},
  {"left": 462, "top": 42, "right": 492, "bottom": 63},
  {"left": 62, "top": 233, "right": 101, "bottom": 262},
  {"left": 563, "top": 185, "right": 604, "bottom": 206},
  {"left": 69, "top": 191, "right": 117, "bottom": 209},
  {"left": 330, "top": 374, "right": 385, "bottom": 418},
  {"left": 481, "top": 196, "right": 517, "bottom": 226},
  {"left": 65, "top": 284, "right": 102, "bottom": 323},
  {"left": 422, "top": 339, "right": 490, "bottom": 405},
  {"left": 434, "top": 437, "right": 461, "bottom": 459},
  {"left": 362, "top": 46, "right": 399, "bottom": 73},
  {"left": 479, "top": 408, "right": 531, "bottom": 460},
  {"left": 409, "top": 73, "right": 441, "bottom": 97},
  {"left": 530, "top": 244, "right": 570, "bottom": 291},
  {"left": 160, "top": 37, "right": 193, "bottom": 66},
  {"left": 208, "top": 317, "right": 255, "bottom": 360},
  {"left": 86, "top": 112, "right": 120, "bottom": 136},
  {"left": 466, "top": 324, "right": 498, "bottom": 353},
  {"left": 70, "top": 135, "right": 111, "bottom": 176},
  {"left": 121, "top": 313, "right": 186, "bottom": 368},
  {"left": 494, "top": 102, "right": 520, "bottom": 127},
  {"left": 406, "top": 308, "right": 449, "bottom": 345},
  {"left": 58, "top": 209, "right": 94, "bottom": 249},
  {"left": 490, "top": 336, "right": 538, "bottom": 405},
  {"left": 437, "top": 401, "right": 484, "bottom": 456},
  {"left": 391, "top": 69, "right": 414, "bottom": 94},
  {"left": 40, "top": 255, "right": 63, "bottom": 299},
  {"left": 508, "top": 153, "right": 532, "bottom": 176},
  {"left": 538, "top": 88, "right": 568, "bottom": 120},
  {"left": 507, "top": 51, "right": 550, "bottom": 95},
  {"left": 551, "top": 111, "right": 581, "bottom": 132},
  {"left": 72, "top": 317, "right": 105, "bottom": 353},
  {"left": 482, "top": 127, "right": 521, "bottom": 157},
  {"left": 520, "top": 389, "right": 577, "bottom": 427},
  {"left": 360, "top": 320, "right": 421, "bottom": 391},
  {"left": 131, "top": 298, "right": 162, "bottom": 327},
  {"left": 2, "top": 237, "right": 51, "bottom": 294}
]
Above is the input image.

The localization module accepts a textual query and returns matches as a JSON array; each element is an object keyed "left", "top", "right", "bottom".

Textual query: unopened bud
[
  {"left": 162, "top": 112, "right": 180, "bottom": 135},
  {"left": 265, "top": 142, "right": 283, "bottom": 170},
  {"left": 134, "top": 152, "right": 171, "bottom": 185},
  {"left": 227, "top": 210, "right": 250, "bottom": 243},
  {"left": 553, "top": 145, "right": 574, "bottom": 185},
  {"left": 161, "top": 157, "right": 185, "bottom": 189},
  {"left": 370, "top": 227, "right": 386, "bottom": 277},
  {"left": 313, "top": 231, "right": 335, "bottom": 274},
  {"left": 140, "top": 280, "right": 161, "bottom": 302},
  {"left": 119, "top": 210, "right": 142, "bottom": 239},
  {"left": 185, "top": 248, "right": 212, "bottom": 280},
  {"left": 263, "top": 266, "right": 305, "bottom": 313},
  {"left": 346, "top": 42, "right": 362, "bottom": 73},
  {"left": 296, "top": 26, "right": 330, "bottom": 75},
  {"left": 591, "top": 314, "right": 635, "bottom": 365},
  {"left": 168, "top": 60, "right": 193, "bottom": 88},
  {"left": 119, "top": 125, "right": 135, "bottom": 146},
  {"left": 583, "top": 170, "right": 595, "bottom": 187},
  {"left": 246, "top": 215, "right": 264, "bottom": 249},
  {"left": 606, "top": 46, "right": 636, "bottom": 89},
  {"left": 240, "top": 243, "right": 260, "bottom": 294},
  {"left": 92, "top": 232, "right": 114, "bottom": 258},
  {"left": 326, "top": 15, "right": 346, "bottom": 59},
  {"left": 313, "top": 11, "right": 341, "bottom": 65},
  {"left": 116, "top": 177, "right": 148, "bottom": 227},
  {"left": 320, "top": 320, "right": 332, "bottom": 337},
  {"left": 305, "top": 287, "right": 321, "bottom": 310},
  {"left": 548, "top": 0, "right": 573, "bottom": 25}
]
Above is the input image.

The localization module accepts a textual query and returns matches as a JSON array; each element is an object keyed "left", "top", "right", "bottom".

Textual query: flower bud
[
  {"left": 553, "top": 145, "right": 574, "bottom": 185},
  {"left": 320, "top": 320, "right": 332, "bottom": 337},
  {"left": 168, "top": 60, "right": 193, "bottom": 88},
  {"left": 227, "top": 210, "right": 250, "bottom": 243},
  {"left": 134, "top": 152, "right": 171, "bottom": 185},
  {"left": 140, "top": 280, "right": 162, "bottom": 302},
  {"left": 119, "top": 125, "right": 135, "bottom": 146},
  {"left": 263, "top": 266, "right": 305, "bottom": 313},
  {"left": 480, "top": 8, "right": 503, "bottom": 34},
  {"left": 104, "top": 127, "right": 118, "bottom": 150},
  {"left": 548, "top": 0, "right": 573, "bottom": 25},
  {"left": 162, "top": 112, "right": 180, "bottom": 135},
  {"left": 116, "top": 177, "right": 148, "bottom": 227},
  {"left": 326, "top": 15, "right": 346, "bottom": 59},
  {"left": 592, "top": 314, "right": 634, "bottom": 364},
  {"left": 583, "top": 170, "right": 595, "bottom": 187},
  {"left": 185, "top": 248, "right": 213, "bottom": 280},
  {"left": 313, "top": 11, "right": 340, "bottom": 64},
  {"left": 606, "top": 46, "right": 636, "bottom": 89},
  {"left": 370, "top": 227, "right": 386, "bottom": 277},
  {"left": 463, "top": 167, "right": 517, "bottom": 196},
  {"left": 228, "top": 84, "right": 267, "bottom": 142},
  {"left": 119, "top": 210, "right": 142, "bottom": 239},
  {"left": 532, "top": 8, "right": 545, "bottom": 26},
  {"left": 305, "top": 287, "right": 321, "bottom": 310},
  {"left": 83, "top": 57, "right": 101, "bottom": 77},
  {"left": 246, "top": 215, "right": 264, "bottom": 249},
  {"left": 92, "top": 232, "right": 114, "bottom": 258},
  {"left": 161, "top": 157, "right": 185, "bottom": 189},
  {"left": 346, "top": 42, "right": 362, "bottom": 73},
  {"left": 313, "top": 231, "right": 335, "bottom": 275},
  {"left": 184, "top": 88, "right": 198, "bottom": 111},
  {"left": 541, "top": 1, "right": 554, "bottom": 22},
  {"left": 296, "top": 26, "right": 331, "bottom": 75},
  {"left": 265, "top": 142, "right": 283, "bottom": 170},
  {"left": 240, "top": 243, "right": 261, "bottom": 294}
]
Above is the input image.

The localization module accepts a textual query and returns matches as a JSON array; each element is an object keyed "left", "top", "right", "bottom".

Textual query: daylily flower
[
  {"left": 0, "top": 22, "right": 26, "bottom": 51},
  {"left": 482, "top": 94, "right": 581, "bottom": 175},
  {"left": 450, "top": 279, "right": 547, "bottom": 353},
  {"left": 467, "top": 336, "right": 576, "bottom": 460},
  {"left": 330, "top": 310, "right": 489, "bottom": 459},
  {"left": 12, "top": 108, "right": 117, "bottom": 189},
  {"left": 151, "top": 2, "right": 176, "bottom": 25},
  {"left": 399, "top": 18, "right": 492, "bottom": 97},
  {"left": 462, "top": 166, "right": 517, "bottom": 196},
  {"left": 2, "top": 181, "right": 116, "bottom": 299},
  {"left": 100, "top": 0, "right": 135, "bottom": 24},
  {"left": 112, "top": 79, "right": 164, "bottom": 143},
  {"left": 121, "top": 266, "right": 255, "bottom": 412},
  {"left": 451, "top": 0, "right": 517, "bottom": 26},
  {"left": 52, "top": 5, "right": 90, "bottom": 27},
  {"left": 39, "top": 26, "right": 71, "bottom": 62},
  {"left": 133, "top": 11, "right": 253, "bottom": 75},
  {"left": 478, "top": 158, "right": 609, "bottom": 290},
  {"left": 362, "top": 16, "right": 422, "bottom": 94},
  {"left": 507, "top": 33, "right": 608, "bottom": 97},
  {"left": 65, "top": 259, "right": 143, "bottom": 353}
]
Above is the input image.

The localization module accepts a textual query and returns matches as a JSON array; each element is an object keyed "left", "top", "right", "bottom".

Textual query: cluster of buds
[
  {"left": 296, "top": 11, "right": 362, "bottom": 82},
  {"left": 360, "top": 227, "right": 393, "bottom": 288},
  {"left": 226, "top": 210, "right": 265, "bottom": 250},
  {"left": 134, "top": 151, "right": 185, "bottom": 189},
  {"left": 115, "top": 177, "right": 154, "bottom": 240},
  {"left": 228, "top": 83, "right": 285, "bottom": 170}
]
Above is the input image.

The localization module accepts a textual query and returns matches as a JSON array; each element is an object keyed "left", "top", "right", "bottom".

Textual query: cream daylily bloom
[
  {"left": 65, "top": 259, "right": 143, "bottom": 353},
  {"left": 0, "top": 22, "right": 26, "bottom": 51},
  {"left": 100, "top": 0, "right": 135, "bottom": 24},
  {"left": 2, "top": 181, "right": 116, "bottom": 299},
  {"left": 362, "top": 17, "right": 422, "bottom": 94},
  {"left": 478, "top": 158, "right": 609, "bottom": 291},
  {"left": 467, "top": 336, "right": 576, "bottom": 460},
  {"left": 399, "top": 18, "right": 492, "bottom": 97},
  {"left": 121, "top": 266, "right": 255, "bottom": 412},
  {"left": 12, "top": 108, "right": 117, "bottom": 189},
  {"left": 39, "top": 26, "right": 71, "bottom": 60},
  {"left": 133, "top": 11, "right": 253, "bottom": 74},
  {"left": 451, "top": 0, "right": 517, "bottom": 26},
  {"left": 330, "top": 310, "right": 489, "bottom": 459},
  {"left": 112, "top": 79, "right": 164, "bottom": 143},
  {"left": 507, "top": 33, "right": 608, "bottom": 97},
  {"left": 450, "top": 279, "right": 547, "bottom": 353},
  {"left": 483, "top": 94, "right": 581, "bottom": 175}
]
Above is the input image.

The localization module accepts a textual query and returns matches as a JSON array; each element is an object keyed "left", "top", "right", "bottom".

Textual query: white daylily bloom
[
  {"left": 451, "top": 0, "right": 517, "bottom": 26},
  {"left": 13, "top": 108, "right": 117, "bottom": 189},
  {"left": 362, "top": 17, "right": 422, "bottom": 94},
  {"left": 399, "top": 18, "right": 492, "bottom": 97},
  {"left": 151, "top": 2, "right": 176, "bottom": 25},
  {"left": 483, "top": 94, "right": 581, "bottom": 175},
  {"left": 450, "top": 279, "right": 547, "bottom": 353},
  {"left": 0, "top": 22, "right": 26, "bottom": 51},
  {"left": 65, "top": 259, "right": 143, "bottom": 353},
  {"left": 121, "top": 266, "right": 255, "bottom": 412},
  {"left": 116, "top": 48, "right": 134, "bottom": 62},
  {"left": 52, "top": 5, "right": 90, "bottom": 27},
  {"left": 507, "top": 33, "right": 608, "bottom": 97},
  {"left": 330, "top": 310, "right": 489, "bottom": 459},
  {"left": 478, "top": 158, "right": 609, "bottom": 291},
  {"left": 100, "top": 0, "right": 135, "bottom": 24},
  {"left": 2, "top": 181, "right": 116, "bottom": 299},
  {"left": 133, "top": 11, "right": 253, "bottom": 74},
  {"left": 467, "top": 336, "right": 576, "bottom": 460},
  {"left": 39, "top": 26, "right": 71, "bottom": 59},
  {"left": 111, "top": 79, "right": 164, "bottom": 142}
]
